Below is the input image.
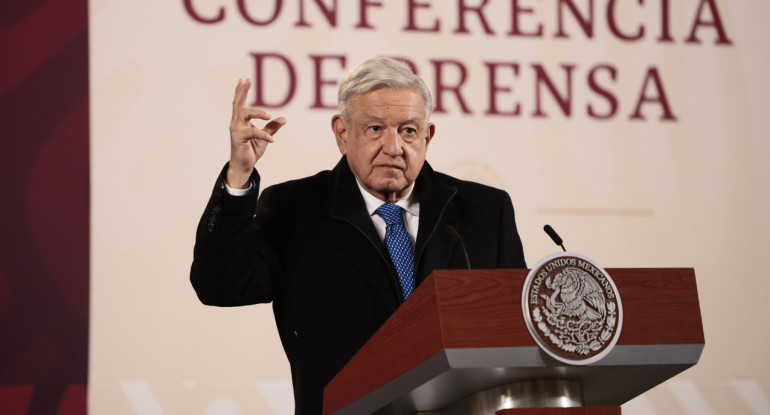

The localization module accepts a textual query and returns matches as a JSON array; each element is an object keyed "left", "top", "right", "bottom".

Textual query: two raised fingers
[{"left": 231, "top": 78, "right": 286, "bottom": 142}]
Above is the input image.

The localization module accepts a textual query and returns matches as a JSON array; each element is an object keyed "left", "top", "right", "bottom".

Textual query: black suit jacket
[{"left": 191, "top": 157, "right": 525, "bottom": 414}]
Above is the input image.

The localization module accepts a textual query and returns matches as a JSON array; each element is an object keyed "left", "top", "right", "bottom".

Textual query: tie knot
[{"left": 375, "top": 203, "right": 404, "bottom": 226}]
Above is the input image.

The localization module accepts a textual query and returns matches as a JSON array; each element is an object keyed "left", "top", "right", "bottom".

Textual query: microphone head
[{"left": 543, "top": 224, "right": 563, "bottom": 246}]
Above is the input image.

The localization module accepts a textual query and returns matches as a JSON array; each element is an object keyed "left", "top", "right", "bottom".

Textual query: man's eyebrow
[
  {"left": 360, "top": 115, "right": 421, "bottom": 125},
  {"left": 361, "top": 115, "right": 385, "bottom": 123}
]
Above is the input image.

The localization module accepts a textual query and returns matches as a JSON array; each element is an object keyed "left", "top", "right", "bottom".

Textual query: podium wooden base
[
  {"left": 496, "top": 407, "right": 620, "bottom": 415},
  {"left": 324, "top": 268, "right": 703, "bottom": 415}
]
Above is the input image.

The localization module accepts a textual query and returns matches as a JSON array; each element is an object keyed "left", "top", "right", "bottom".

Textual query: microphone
[
  {"left": 445, "top": 225, "right": 471, "bottom": 269},
  {"left": 543, "top": 224, "right": 567, "bottom": 252}
]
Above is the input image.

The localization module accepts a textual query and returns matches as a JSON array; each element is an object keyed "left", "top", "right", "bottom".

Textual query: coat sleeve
[
  {"left": 190, "top": 164, "right": 276, "bottom": 306},
  {"left": 498, "top": 191, "right": 527, "bottom": 269}
]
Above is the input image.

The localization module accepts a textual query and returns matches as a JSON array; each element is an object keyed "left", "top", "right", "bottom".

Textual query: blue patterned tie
[{"left": 375, "top": 203, "right": 415, "bottom": 300}]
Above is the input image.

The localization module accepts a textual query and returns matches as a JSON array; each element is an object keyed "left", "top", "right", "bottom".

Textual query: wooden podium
[{"left": 323, "top": 268, "right": 704, "bottom": 415}]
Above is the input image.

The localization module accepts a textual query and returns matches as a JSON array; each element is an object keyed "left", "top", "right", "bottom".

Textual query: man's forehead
[
  {"left": 355, "top": 88, "right": 423, "bottom": 105},
  {"left": 351, "top": 90, "right": 426, "bottom": 121}
]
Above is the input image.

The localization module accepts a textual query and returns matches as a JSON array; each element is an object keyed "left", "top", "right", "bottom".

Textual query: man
[{"left": 191, "top": 57, "right": 526, "bottom": 414}]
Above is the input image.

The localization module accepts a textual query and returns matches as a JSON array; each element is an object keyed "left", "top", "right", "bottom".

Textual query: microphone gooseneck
[{"left": 445, "top": 225, "right": 471, "bottom": 269}]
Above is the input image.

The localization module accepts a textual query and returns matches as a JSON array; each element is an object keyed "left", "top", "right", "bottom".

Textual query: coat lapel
[
  {"left": 325, "top": 157, "right": 403, "bottom": 304},
  {"left": 413, "top": 162, "right": 459, "bottom": 286}
]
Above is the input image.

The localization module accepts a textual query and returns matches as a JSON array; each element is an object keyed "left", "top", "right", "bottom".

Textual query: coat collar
[
  {"left": 412, "top": 161, "right": 458, "bottom": 283},
  {"left": 326, "top": 157, "right": 458, "bottom": 285},
  {"left": 326, "top": 157, "right": 382, "bottom": 245}
]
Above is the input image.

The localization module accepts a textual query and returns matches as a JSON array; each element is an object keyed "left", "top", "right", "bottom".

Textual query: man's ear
[
  {"left": 331, "top": 114, "right": 347, "bottom": 155},
  {"left": 424, "top": 123, "right": 436, "bottom": 148}
]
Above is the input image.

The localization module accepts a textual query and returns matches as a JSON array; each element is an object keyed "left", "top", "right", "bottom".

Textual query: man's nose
[{"left": 382, "top": 128, "right": 403, "bottom": 156}]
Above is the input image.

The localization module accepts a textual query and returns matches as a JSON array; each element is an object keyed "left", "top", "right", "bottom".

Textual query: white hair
[{"left": 337, "top": 57, "right": 433, "bottom": 122}]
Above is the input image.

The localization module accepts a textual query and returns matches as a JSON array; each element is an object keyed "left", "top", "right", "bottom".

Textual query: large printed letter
[
  {"left": 310, "top": 55, "right": 346, "bottom": 109},
  {"left": 455, "top": 0, "right": 495, "bottom": 35},
  {"left": 356, "top": 0, "right": 383, "bottom": 29},
  {"left": 296, "top": 0, "right": 337, "bottom": 27},
  {"left": 238, "top": 0, "right": 282, "bottom": 26},
  {"left": 587, "top": 64, "right": 618, "bottom": 120},
  {"left": 431, "top": 60, "right": 472, "bottom": 114},
  {"left": 685, "top": 0, "right": 732, "bottom": 45},
  {"left": 607, "top": 0, "right": 644, "bottom": 41},
  {"left": 250, "top": 53, "right": 297, "bottom": 108},
  {"left": 485, "top": 62, "right": 521, "bottom": 116},
  {"left": 183, "top": 0, "right": 225, "bottom": 24},
  {"left": 555, "top": 0, "right": 594, "bottom": 39},
  {"left": 508, "top": 0, "right": 543, "bottom": 37},
  {"left": 533, "top": 64, "right": 575, "bottom": 118},
  {"left": 630, "top": 67, "right": 676, "bottom": 121},
  {"left": 404, "top": 0, "right": 440, "bottom": 32}
]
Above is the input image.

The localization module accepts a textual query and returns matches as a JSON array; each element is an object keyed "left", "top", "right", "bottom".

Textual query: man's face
[{"left": 332, "top": 88, "right": 435, "bottom": 203}]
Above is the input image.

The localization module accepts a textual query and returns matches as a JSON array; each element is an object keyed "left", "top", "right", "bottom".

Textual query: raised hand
[{"left": 227, "top": 78, "right": 287, "bottom": 189}]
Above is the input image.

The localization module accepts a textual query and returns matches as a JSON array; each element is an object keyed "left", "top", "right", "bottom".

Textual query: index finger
[{"left": 232, "top": 78, "right": 252, "bottom": 109}]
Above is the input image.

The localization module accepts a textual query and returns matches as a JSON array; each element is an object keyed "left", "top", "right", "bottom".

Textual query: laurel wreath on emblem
[{"left": 533, "top": 301, "right": 617, "bottom": 355}]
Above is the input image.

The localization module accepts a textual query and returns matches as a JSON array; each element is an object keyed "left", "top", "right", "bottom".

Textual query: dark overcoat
[{"left": 191, "top": 157, "right": 526, "bottom": 414}]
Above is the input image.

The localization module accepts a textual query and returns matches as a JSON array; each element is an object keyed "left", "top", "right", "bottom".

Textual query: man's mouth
[{"left": 376, "top": 163, "right": 403, "bottom": 170}]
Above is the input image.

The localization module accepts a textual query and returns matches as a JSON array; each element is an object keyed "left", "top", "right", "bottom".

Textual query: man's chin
[{"left": 368, "top": 180, "right": 411, "bottom": 201}]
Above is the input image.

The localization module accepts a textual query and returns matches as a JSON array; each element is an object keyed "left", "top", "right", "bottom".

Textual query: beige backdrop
[{"left": 90, "top": 0, "right": 769, "bottom": 413}]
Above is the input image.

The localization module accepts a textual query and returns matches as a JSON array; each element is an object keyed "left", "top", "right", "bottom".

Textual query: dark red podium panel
[{"left": 324, "top": 268, "right": 703, "bottom": 415}]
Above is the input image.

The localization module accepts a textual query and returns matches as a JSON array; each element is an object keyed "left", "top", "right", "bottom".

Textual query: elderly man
[{"left": 191, "top": 57, "right": 526, "bottom": 414}]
